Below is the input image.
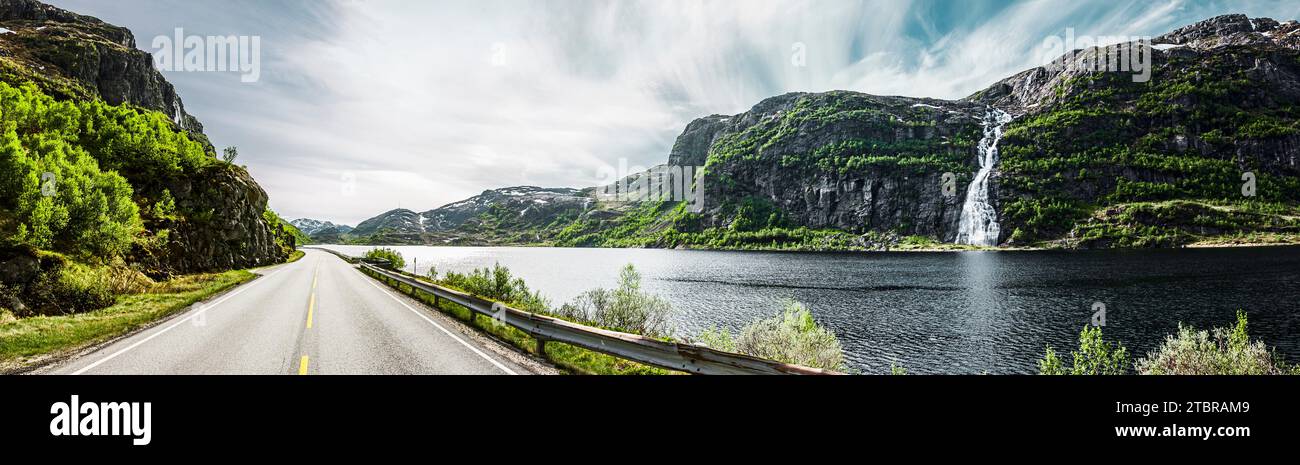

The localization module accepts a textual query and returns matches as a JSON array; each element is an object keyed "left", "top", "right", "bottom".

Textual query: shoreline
[{"left": 309, "top": 240, "right": 1300, "bottom": 254}]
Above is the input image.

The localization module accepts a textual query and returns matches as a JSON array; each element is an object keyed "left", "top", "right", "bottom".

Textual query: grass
[
  {"left": 0, "top": 269, "right": 255, "bottom": 372},
  {"left": 360, "top": 266, "right": 670, "bottom": 375},
  {"left": 286, "top": 249, "right": 306, "bottom": 263}
]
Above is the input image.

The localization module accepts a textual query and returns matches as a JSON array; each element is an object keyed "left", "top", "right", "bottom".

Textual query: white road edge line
[
  {"left": 70, "top": 265, "right": 293, "bottom": 375},
  {"left": 357, "top": 271, "right": 518, "bottom": 375}
]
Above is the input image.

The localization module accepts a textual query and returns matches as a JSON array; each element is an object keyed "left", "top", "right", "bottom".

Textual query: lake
[{"left": 320, "top": 244, "right": 1300, "bottom": 374}]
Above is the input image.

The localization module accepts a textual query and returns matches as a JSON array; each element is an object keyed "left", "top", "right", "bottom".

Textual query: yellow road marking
[
  {"left": 306, "top": 293, "right": 315, "bottom": 329},
  {"left": 306, "top": 264, "right": 318, "bottom": 329},
  {"left": 298, "top": 355, "right": 309, "bottom": 375}
]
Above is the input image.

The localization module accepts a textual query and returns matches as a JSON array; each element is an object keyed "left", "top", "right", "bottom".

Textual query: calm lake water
[{"left": 321, "top": 245, "right": 1300, "bottom": 374}]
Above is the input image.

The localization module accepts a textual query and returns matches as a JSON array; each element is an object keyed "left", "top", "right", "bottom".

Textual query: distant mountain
[
  {"left": 348, "top": 187, "right": 590, "bottom": 244},
  {"left": 348, "top": 14, "right": 1300, "bottom": 250},
  {"left": 290, "top": 218, "right": 353, "bottom": 236}
]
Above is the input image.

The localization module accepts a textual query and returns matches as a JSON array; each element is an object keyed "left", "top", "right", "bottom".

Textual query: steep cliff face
[
  {"left": 970, "top": 14, "right": 1300, "bottom": 246},
  {"left": 0, "top": 0, "right": 289, "bottom": 275},
  {"left": 132, "top": 165, "right": 288, "bottom": 275},
  {"left": 685, "top": 92, "right": 985, "bottom": 241},
  {"left": 0, "top": 0, "right": 203, "bottom": 135}
]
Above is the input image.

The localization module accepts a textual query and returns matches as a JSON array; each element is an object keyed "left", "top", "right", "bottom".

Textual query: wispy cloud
[{"left": 47, "top": 0, "right": 1300, "bottom": 224}]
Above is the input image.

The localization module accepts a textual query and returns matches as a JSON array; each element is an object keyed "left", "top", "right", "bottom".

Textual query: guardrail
[{"left": 348, "top": 260, "right": 838, "bottom": 375}]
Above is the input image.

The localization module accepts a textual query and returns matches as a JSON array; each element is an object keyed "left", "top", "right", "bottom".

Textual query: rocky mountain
[
  {"left": 290, "top": 218, "right": 353, "bottom": 236},
  {"left": 346, "top": 14, "right": 1300, "bottom": 250},
  {"left": 0, "top": 0, "right": 291, "bottom": 279},
  {"left": 346, "top": 187, "right": 590, "bottom": 244},
  {"left": 969, "top": 13, "right": 1300, "bottom": 247},
  {"left": 0, "top": 0, "right": 204, "bottom": 136}
]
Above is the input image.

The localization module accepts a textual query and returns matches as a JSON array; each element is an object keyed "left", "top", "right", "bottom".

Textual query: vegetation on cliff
[
  {"left": 0, "top": 1, "right": 294, "bottom": 322},
  {"left": 997, "top": 46, "right": 1300, "bottom": 247}
]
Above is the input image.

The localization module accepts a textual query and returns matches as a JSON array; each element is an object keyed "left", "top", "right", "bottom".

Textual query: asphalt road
[{"left": 51, "top": 249, "right": 527, "bottom": 375}]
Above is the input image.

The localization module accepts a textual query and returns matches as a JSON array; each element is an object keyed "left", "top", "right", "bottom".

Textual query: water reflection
[{"left": 322, "top": 245, "right": 1300, "bottom": 374}]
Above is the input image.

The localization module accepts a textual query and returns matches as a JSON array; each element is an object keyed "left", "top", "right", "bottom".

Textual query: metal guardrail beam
[{"left": 351, "top": 261, "right": 837, "bottom": 375}]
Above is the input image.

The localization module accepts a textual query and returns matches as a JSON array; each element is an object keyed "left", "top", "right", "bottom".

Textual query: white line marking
[
  {"left": 71, "top": 265, "right": 292, "bottom": 375},
  {"left": 356, "top": 270, "right": 518, "bottom": 375}
]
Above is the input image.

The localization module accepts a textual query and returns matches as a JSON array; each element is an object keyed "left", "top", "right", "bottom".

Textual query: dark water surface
[{"left": 323, "top": 245, "right": 1300, "bottom": 374}]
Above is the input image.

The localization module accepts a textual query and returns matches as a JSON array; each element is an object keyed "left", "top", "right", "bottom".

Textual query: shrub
[
  {"left": 22, "top": 261, "right": 117, "bottom": 316},
  {"left": 696, "top": 326, "right": 736, "bottom": 352},
  {"left": 363, "top": 247, "right": 405, "bottom": 270},
  {"left": 1136, "top": 311, "right": 1295, "bottom": 375},
  {"left": 890, "top": 362, "right": 908, "bottom": 375},
  {"left": 1039, "top": 325, "right": 1130, "bottom": 375},
  {"left": 698, "top": 301, "right": 844, "bottom": 371},
  {"left": 0, "top": 127, "right": 142, "bottom": 260},
  {"left": 439, "top": 263, "right": 548, "bottom": 313},
  {"left": 0, "top": 80, "right": 224, "bottom": 262},
  {"left": 554, "top": 264, "right": 674, "bottom": 338}
]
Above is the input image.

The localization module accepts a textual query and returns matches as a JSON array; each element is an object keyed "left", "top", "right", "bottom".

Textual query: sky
[{"left": 47, "top": 0, "right": 1300, "bottom": 225}]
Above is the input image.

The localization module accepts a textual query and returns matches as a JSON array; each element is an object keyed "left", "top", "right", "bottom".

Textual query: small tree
[
  {"left": 1038, "top": 325, "right": 1130, "bottom": 375},
  {"left": 1136, "top": 312, "right": 1295, "bottom": 375},
  {"left": 363, "top": 247, "right": 404, "bottom": 270},
  {"left": 698, "top": 301, "right": 844, "bottom": 371},
  {"left": 222, "top": 146, "right": 238, "bottom": 164},
  {"left": 555, "top": 264, "right": 675, "bottom": 338}
]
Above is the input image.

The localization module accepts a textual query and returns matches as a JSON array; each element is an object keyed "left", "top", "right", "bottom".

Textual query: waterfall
[{"left": 956, "top": 108, "right": 1013, "bottom": 246}]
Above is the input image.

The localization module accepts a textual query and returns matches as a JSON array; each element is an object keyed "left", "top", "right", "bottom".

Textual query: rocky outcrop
[
  {"left": 1155, "top": 14, "right": 1300, "bottom": 48},
  {"left": 667, "top": 115, "right": 730, "bottom": 167},
  {"left": 0, "top": 0, "right": 290, "bottom": 273},
  {"left": 684, "top": 92, "right": 986, "bottom": 241},
  {"left": 969, "top": 14, "right": 1300, "bottom": 245},
  {"left": 971, "top": 14, "right": 1300, "bottom": 116},
  {"left": 130, "top": 165, "right": 288, "bottom": 276}
]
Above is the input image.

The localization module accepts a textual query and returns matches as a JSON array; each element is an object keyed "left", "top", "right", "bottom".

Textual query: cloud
[{"left": 45, "top": 0, "right": 1300, "bottom": 225}]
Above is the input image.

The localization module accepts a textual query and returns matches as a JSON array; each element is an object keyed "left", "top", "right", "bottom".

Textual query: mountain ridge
[{"left": 337, "top": 13, "right": 1300, "bottom": 250}]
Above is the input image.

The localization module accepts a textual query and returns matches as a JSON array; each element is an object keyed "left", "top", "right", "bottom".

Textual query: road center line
[
  {"left": 298, "top": 355, "right": 309, "bottom": 375},
  {"left": 306, "top": 263, "right": 319, "bottom": 329},
  {"left": 306, "top": 293, "right": 315, "bottom": 329},
  {"left": 70, "top": 265, "right": 292, "bottom": 375},
  {"left": 356, "top": 270, "right": 518, "bottom": 375}
]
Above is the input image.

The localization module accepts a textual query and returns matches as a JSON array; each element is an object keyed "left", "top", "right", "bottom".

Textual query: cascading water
[{"left": 956, "top": 108, "right": 1013, "bottom": 246}]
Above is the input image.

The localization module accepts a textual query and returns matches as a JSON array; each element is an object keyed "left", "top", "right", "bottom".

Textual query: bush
[
  {"left": 554, "top": 264, "right": 674, "bottom": 338},
  {"left": 439, "top": 263, "right": 548, "bottom": 313},
  {"left": 22, "top": 261, "right": 117, "bottom": 316},
  {"left": 698, "top": 301, "right": 844, "bottom": 371},
  {"left": 1136, "top": 311, "right": 1296, "bottom": 375},
  {"left": 0, "top": 80, "right": 220, "bottom": 262},
  {"left": 363, "top": 247, "right": 405, "bottom": 270},
  {"left": 1039, "top": 325, "right": 1130, "bottom": 375},
  {"left": 0, "top": 125, "right": 142, "bottom": 260}
]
